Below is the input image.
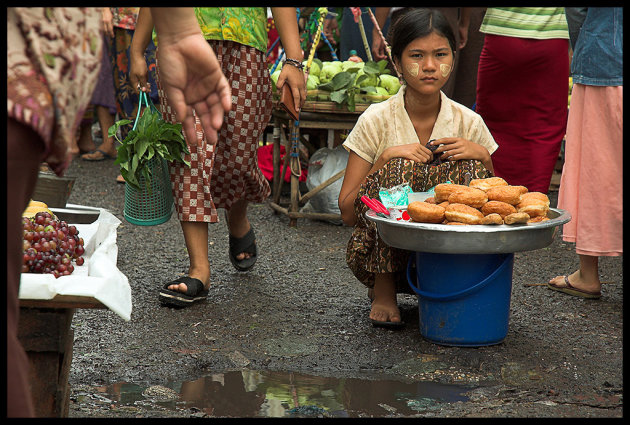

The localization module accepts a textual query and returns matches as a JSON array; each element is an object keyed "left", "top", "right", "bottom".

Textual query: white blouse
[{"left": 343, "top": 85, "right": 498, "bottom": 164}]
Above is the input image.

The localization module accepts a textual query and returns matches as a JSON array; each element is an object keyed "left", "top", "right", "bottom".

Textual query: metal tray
[
  {"left": 366, "top": 208, "right": 571, "bottom": 254},
  {"left": 50, "top": 204, "right": 101, "bottom": 224}
]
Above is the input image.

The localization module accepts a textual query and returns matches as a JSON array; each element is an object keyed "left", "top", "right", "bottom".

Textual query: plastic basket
[
  {"left": 122, "top": 91, "right": 174, "bottom": 226},
  {"left": 123, "top": 155, "right": 174, "bottom": 225}
]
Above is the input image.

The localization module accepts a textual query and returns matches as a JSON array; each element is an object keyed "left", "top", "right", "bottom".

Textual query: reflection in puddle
[{"left": 100, "top": 370, "right": 475, "bottom": 417}]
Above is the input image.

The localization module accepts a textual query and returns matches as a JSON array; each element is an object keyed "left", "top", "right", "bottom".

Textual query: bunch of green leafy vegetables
[
  {"left": 318, "top": 60, "right": 391, "bottom": 112},
  {"left": 109, "top": 107, "right": 190, "bottom": 193}
]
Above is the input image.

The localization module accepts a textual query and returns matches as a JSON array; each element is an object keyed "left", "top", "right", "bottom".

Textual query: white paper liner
[{"left": 18, "top": 206, "right": 132, "bottom": 321}]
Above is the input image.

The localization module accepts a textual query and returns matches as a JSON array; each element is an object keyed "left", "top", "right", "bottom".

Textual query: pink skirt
[{"left": 557, "top": 84, "right": 623, "bottom": 256}]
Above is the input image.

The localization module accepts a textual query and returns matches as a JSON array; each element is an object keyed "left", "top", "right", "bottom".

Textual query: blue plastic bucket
[{"left": 407, "top": 252, "right": 515, "bottom": 347}]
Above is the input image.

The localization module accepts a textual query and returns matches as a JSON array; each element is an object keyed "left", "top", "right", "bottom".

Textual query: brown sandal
[{"left": 547, "top": 275, "right": 601, "bottom": 299}]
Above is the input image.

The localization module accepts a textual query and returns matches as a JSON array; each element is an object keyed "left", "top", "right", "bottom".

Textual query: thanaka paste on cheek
[
  {"left": 406, "top": 63, "right": 419, "bottom": 77},
  {"left": 440, "top": 63, "right": 452, "bottom": 77}
]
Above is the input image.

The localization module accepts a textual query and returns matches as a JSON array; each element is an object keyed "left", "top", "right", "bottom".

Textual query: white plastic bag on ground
[{"left": 301, "top": 145, "right": 349, "bottom": 224}]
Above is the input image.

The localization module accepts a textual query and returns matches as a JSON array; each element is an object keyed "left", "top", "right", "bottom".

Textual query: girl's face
[{"left": 396, "top": 32, "right": 454, "bottom": 97}]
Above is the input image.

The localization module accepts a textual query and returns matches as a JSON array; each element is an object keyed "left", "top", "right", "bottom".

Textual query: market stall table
[
  {"left": 18, "top": 206, "right": 131, "bottom": 417},
  {"left": 269, "top": 103, "right": 367, "bottom": 227},
  {"left": 18, "top": 297, "right": 106, "bottom": 417}
]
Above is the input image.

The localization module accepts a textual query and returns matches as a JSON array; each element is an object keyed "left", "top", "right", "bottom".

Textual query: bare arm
[
  {"left": 338, "top": 143, "right": 433, "bottom": 226},
  {"left": 150, "top": 8, "right": 232, "bottom": 146},
  {"left": 458, "top": 8, "right": 471, "bottom": 50},
  {"left": 338, "top": 151, "right": 373, "bottom": 227},
  {"left": 371, "top": 7, "right": 391, "bottom": 60},
  {"left": 129, "top": 7, "right": 154, "bottom": 92},
  {"left": 271, "top": 7, "right": 307, "bottom": 112}
]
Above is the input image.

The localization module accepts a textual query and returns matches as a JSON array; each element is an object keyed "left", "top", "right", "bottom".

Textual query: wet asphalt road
[{"left": 62, "top": 155, "right": 622, "bottom": 417}]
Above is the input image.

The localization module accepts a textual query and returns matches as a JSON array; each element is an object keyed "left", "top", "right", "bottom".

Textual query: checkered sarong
[{"left": 156, "top": 40, "right": 272, "bottom": 222}]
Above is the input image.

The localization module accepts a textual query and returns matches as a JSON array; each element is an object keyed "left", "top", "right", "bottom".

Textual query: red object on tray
[{"left": 360, "top": 195, "right": 390, "bottom": 217}]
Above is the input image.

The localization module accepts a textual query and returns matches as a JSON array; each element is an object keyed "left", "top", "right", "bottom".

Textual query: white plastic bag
[{"left": 301, "top": 146, "right": 349, "bottom": 222}]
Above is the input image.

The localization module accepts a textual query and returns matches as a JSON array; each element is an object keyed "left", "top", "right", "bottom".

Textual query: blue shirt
[{"left": 567, "top": 7, "right": 623, "bottom": 86}]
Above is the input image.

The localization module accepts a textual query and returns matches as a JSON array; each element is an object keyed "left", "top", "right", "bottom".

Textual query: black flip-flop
[
  {"left": 228, "top": 227, "right": 258, "bottom": 271},
  {"left": 225, "top": 210, "right": 258, "bottom": 272},
  {"left": 159, "top": 276, "right": 209, "bottom": 307}
]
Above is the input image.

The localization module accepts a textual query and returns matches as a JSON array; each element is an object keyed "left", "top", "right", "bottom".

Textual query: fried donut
[
  {"left": 447, "top": 187, "right": 488, "bottom": 209},
  {"left": 481, "top": 213, "right": 504, "bottom": 225},
  {"left": 513, "top": 185, "right": 529, "bottom": 195},
  {"left": 527, "top": 215, "right": 550, "bottom": 224},
  {"left": 425, "top": 197, "right": 436, "bottom": 204},
  {"left": 481, "top": 200, "right": 517, "bottom": 218},
  {"left": 504, "top": 212, "right": 530, "bottom": 224},
  {"left": 407, "top": 201, "right": 446, "bottom": 224},
  {"left": 445, "top": 221, "right": 467, "bottom": 225},
  {"left": 468, "top": 177, "right": 508, "bottom": 192},
  {"left": 486, "top": 186, "right": 523, "bottom": 205},
  {"left": 438, "top": 201, "right": 450, "bottom": 209},
  {"left": 517, "top": 202, "right": 549, "bottom": 218},
  {"left": 434, "top": 183, "right": 469, "bottom": 203},
  {"left": 519, "top": 191, "right": 550, "bottom": 206},
  {"left": 444, "top": 203, "right": 484, "bottom": 225}
]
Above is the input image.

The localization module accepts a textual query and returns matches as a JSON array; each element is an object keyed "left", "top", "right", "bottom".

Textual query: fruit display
[
  {"left": 22, "top": 199, "right": 54, "bottom": 219},
  {"left": 405, "top": 178, "right": 551, "bottom": 226},
  {"left": 22, "top": 200, "right": 86, "bottom": 278},
  {"left": 271, "top": 58, "right": 402, "bottom": 111}
]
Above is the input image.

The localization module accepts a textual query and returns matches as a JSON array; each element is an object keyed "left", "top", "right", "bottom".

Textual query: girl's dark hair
[{"left": 389, "top": 8, "right": 457, "bottom": 62}]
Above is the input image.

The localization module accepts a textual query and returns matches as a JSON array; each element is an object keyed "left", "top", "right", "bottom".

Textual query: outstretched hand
[{"left": 156, "top": 33, "right": 232, "bottom": 147}]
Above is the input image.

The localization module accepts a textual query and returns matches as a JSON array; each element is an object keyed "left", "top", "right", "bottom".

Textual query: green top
[
  {"left": 194, "top": 7, "right": 269, "bottom": 52},
  {"left": 480, "top": 7, "right": 569, "bottom": 40},
  {"left": 153, "top": 7, "right": 269, "bottom": 53}
]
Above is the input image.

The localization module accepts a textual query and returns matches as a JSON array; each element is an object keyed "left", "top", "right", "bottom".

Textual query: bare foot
[
  {"left": 369, "top": 274, "right": 402, "bottom": 324},
  {"left": 76, "top": 123, "right": 96, "bottom": 153},
  {"left": 549, "top": 270, "right": 601, "bottom": 294},
  {"left": 168, "top": 267, "right": 210, "bottom": 293},
  {"left": 370, "top": 297, "right": 402, "bottom": 324}
]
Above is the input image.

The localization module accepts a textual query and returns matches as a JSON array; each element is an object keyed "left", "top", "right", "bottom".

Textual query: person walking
[
  {"left": 547, "top": 7, "right": 623, "bottom": 299},
  {"left": 8, "top": 6, "right": 232, "bottom": 416},
  {"left": 130, "top": 7, "right": 305, "bottom": 307},
  {"left": 85, "top": 7, "right": 161, "bottom": 185},
  {"left": 475, "top": 7, "right": 570, "bottom": 194},
  {"left": 79, "top": 27, "right": 118, "bottom": 161}
]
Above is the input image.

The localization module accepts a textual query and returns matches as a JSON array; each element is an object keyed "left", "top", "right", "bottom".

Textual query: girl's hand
[
  {"left": 430, "top": 137, "right": 489, "bottom": 163},
  {"left": 385, "top": 142, "right": 434, "bottom": 164},
  {"left": 276, "top": 63, "right": 307, "bottom": 114}
]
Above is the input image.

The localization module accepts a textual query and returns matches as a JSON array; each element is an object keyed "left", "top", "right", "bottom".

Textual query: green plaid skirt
[{"left": 346, "top": 158, "right": 492, "bottom": 292}]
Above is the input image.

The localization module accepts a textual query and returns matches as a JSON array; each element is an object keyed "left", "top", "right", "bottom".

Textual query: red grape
[{"left": 21, "top": 215, "right": 86, "bottom": 278}]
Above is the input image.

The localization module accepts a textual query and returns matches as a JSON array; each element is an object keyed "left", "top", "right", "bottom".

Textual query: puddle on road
[{"left": 96, "top": 369, "right": 475, "bottom": 417}]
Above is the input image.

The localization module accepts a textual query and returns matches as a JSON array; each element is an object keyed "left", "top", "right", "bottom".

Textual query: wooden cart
[{"left": 269, "top": 101, "right": 367, "bottom": 227}]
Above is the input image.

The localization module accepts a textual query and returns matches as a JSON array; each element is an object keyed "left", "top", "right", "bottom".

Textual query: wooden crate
[{"left": 32, "top": 172, "right": 75, "bottom": 208}]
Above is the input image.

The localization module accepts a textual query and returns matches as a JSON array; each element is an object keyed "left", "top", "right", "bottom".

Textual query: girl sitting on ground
[{"left": 338, "top": 8, "right": 498, "bottom": 328}]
